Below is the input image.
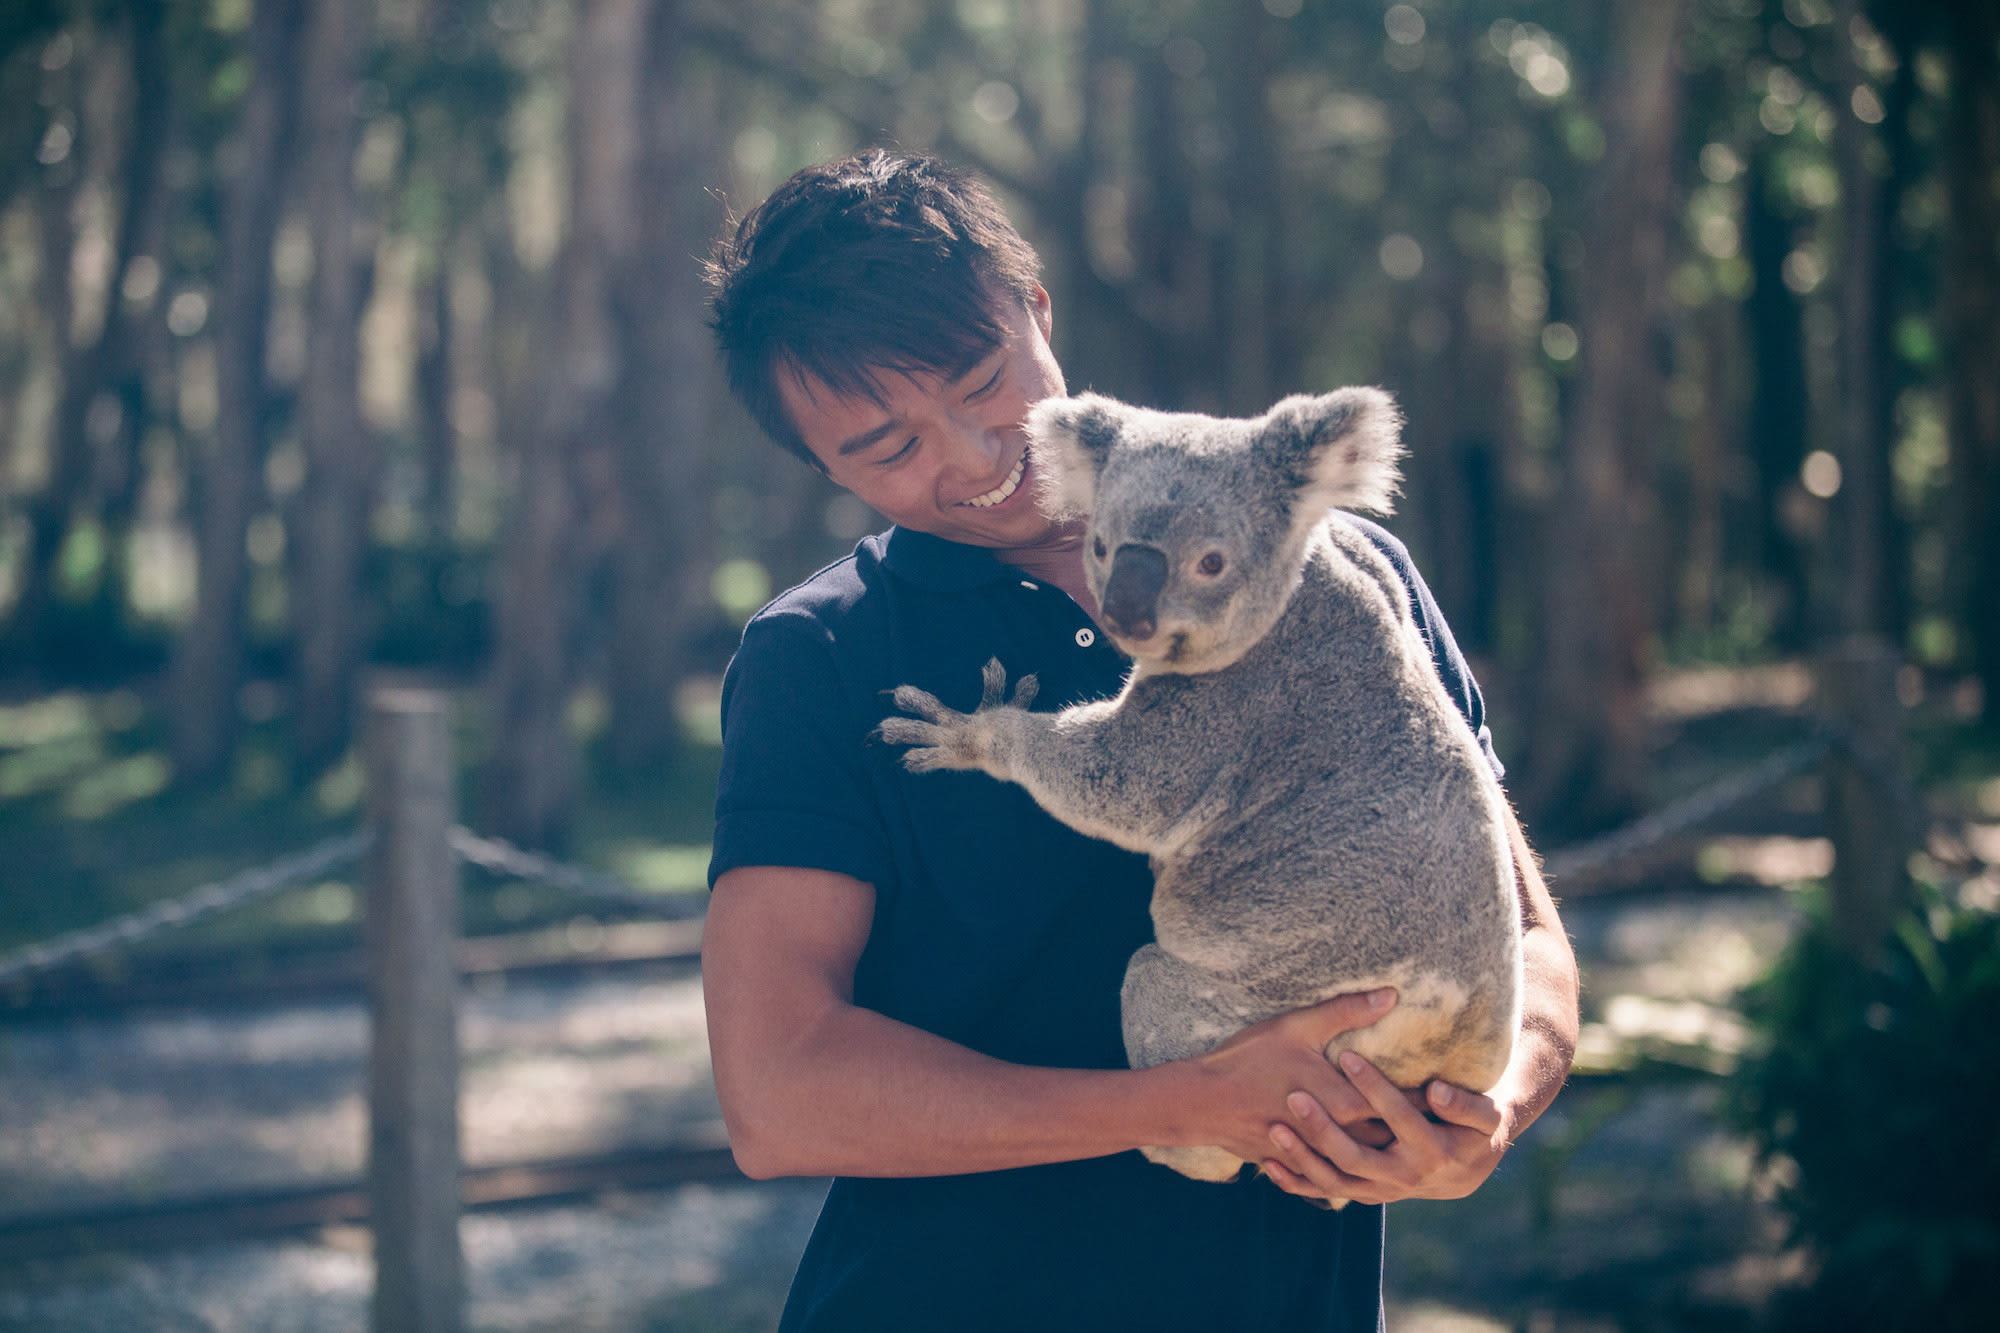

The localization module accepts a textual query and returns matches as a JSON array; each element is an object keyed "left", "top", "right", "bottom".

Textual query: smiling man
[{"left": 700, "top": 149, "right": 1579, "bottom": 1332}]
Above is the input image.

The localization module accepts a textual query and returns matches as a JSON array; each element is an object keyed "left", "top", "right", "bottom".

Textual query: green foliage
[{"left": 1732, "top": 882, "right": 2000, "bottom": 1330}]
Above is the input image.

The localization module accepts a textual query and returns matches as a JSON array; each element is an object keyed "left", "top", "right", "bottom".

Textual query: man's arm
[
  {"left": 1260, "top": 801, "right": 1581, "bottom": 1204},
  {"left": 705, "top": 864, "right": 1411, "bottom": 1180}
]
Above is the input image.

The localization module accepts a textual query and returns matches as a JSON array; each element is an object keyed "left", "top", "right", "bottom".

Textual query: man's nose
[{"left": 1101, "top": 544, "right": 1168, "bottom": 641}]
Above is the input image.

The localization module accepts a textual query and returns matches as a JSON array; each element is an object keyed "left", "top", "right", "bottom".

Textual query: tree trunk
[
  {"left": 15, "top": 5, "right": 167, "bottom": 651},
  {"left": 481, "top": 0, "right": 648, "bottom": 847},
  {"left": 1522, "top": 0, "right": 1686, "bottom": 833},
  {"left": 603, "top": 1, "right": 714, "bottom": 777},
  {"left": 1942, "top": 4, "right": 2000, "bottom": 719},
  {"left": 1742, "top": 152, "right": 1812, "bottom": 651},
  {"left": 168, "top": 0, "right": 307, "bottom": 782},
  {"left": 1832, "top": 0, "right": 1894, "bottom": 642},
  {"left": 290, "top": 0, "right": 370, "bottom": 772},
  {"left": 1217, "top": 1, "right": 1280, "bottom": 414},
  {"left": 415, "top": 256, "right": 456, "bottom": 545}
]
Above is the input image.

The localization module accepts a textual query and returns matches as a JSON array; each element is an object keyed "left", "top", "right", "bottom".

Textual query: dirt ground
[{"left": 0, "top": 883, "right": 1807, "bottom": 1332}]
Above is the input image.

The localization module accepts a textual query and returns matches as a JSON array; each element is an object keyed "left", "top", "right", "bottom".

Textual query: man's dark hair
[{"left": 704, "top": 149, "right": 1045, "bottom": 470}]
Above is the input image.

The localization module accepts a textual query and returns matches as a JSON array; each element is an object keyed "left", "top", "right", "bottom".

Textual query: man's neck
[{"left": 991, "top": 520, "right": 1098, "bottom": 620}]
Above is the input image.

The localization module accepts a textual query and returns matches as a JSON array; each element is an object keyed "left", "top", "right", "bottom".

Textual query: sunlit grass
[
  {"left": 61, "top": 751, "right": 171, "bottom": 819},
  {"left": 0, "top": 681, "right": 724, "bottom": 962},
  {"left": 604, "top": 843, "right": 714, "bottom": 895}
]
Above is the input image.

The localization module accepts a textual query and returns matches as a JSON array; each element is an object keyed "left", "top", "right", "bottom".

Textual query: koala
[{"left": 878, "top": 388, "right": 1522, "bottom": 1190}]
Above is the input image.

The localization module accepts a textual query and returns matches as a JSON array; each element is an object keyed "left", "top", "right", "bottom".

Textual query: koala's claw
[
  {"left": 882, "top": 662, "right": 1035, "bottom": 778},
  {"left": 1011, "top": 673, "right": 1039, "bottom": 710},
  {"left": 977, "top": 658, "right": 1038, "bottom": 710},
  {"left": 875, "top": 715, "right": 940, "bottom": 748},
  {"left": 891, "top": 684, "right": 953, "bottom": 722}
]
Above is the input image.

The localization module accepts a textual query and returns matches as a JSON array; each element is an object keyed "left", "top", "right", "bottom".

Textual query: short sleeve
[
  {"left": 1348, "top": 518, "right": 1506, "bottom": 784},
  {"left": 707, "top": 613, "right": 897, "bottom": 892}
]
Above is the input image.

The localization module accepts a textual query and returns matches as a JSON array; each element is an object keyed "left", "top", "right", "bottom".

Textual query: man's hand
[
  {"left": 1173, "top": 987, "right": 1407, "bottom": 1162},
  {"left": 1255, "top": 799, "right": 1580, "bottom": 1207},
  {"left": 1259, "top": 1054, "right": 1512, "bottom": 1206}
]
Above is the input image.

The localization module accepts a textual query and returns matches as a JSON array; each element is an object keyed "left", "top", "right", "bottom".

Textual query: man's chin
[{"left": 935, "top": 508, "right": 1063, "bottom": 549}]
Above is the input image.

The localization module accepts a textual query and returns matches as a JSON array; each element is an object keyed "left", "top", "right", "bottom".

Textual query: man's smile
[{"left": 955, "top": 452, "right": 1029, "bottom": 509}]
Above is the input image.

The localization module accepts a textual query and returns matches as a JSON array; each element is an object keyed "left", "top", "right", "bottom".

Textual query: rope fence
[
  {"left": 1541, "top": 736, "right": 1831, "bottom": 883},
  {"left": 0, "top": 637, "right": 1963, "bottom": 1331},
  {"left": 0, "top": 727, "right": 1874, "bottom": 993},
  {"left": 0, "top": 830, "right": 374, "bottom": 989}
]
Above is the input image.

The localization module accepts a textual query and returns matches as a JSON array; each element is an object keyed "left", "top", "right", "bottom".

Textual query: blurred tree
[
  {"left": 603, "top": 1, "right": 719, "bottom": 777},
  {"left": 291, "top": 0, "right": 369, "bottom": 771},
  {"left": 12, "top": 2, "right": 166, "bottom": 656},
  {"left": 1941, "top": 0, "right": 2000, "bottom": 721},
  {"left": 1524, "top": 0, "right": 1688, "bottom": 832},
  {"left": 484, "top": 0, "right": 649, "bottom": 847},
  {"left": 168, "top": 0, "right": 308, "bottom": 783}
]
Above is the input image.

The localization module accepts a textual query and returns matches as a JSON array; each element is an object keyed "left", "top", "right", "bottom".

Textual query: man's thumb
[{"left": 1298, "top": 986, "right": 1397, "bottom": 1041}]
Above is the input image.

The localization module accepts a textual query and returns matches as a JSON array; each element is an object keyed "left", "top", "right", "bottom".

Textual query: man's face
[{"left": 776, "top": 285, "right": 1069, "bottom": 549}]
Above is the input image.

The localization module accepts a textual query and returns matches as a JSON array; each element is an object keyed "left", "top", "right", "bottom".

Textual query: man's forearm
[
  {"left": 1490, "top": 807, "right": 1581, "bottom": 1138},
  {"left": 726, "top": 999, "right": 1188, "bottom": 1180}
]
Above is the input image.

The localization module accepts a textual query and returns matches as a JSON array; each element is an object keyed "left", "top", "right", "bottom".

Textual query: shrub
[{"left": 1732, "top": 881, "right": 2000, "bottom": 1330}]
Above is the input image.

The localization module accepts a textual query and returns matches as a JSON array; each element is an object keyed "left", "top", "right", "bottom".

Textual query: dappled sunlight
[
  {"left": 1645, "top": 663, "right": 1814, "bottom": 721},
  {"left": 60, "top": 750, "right": 171, "bottom": 819},
  {"left": 602, "top": 843, "right": 714, "bottom": 895},
  {"left": 1693, "top": 834, "right": 1833, "bottom": 887}
]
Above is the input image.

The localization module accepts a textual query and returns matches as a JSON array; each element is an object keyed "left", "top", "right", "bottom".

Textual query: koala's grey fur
[{"left": 879, "top": 387, "right": 1522, "bottom": 1189}]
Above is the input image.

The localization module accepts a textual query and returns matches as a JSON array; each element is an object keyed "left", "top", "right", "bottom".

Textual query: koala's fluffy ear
[
  {"left": 1258, "top": 387, "right": 1405, "bottom": 522},
  {"left": 1025, "top": 393, "right": 1122, "bottom": 518}
]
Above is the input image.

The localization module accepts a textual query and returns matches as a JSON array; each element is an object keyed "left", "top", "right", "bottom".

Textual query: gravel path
[{"left": 0, "top": 891, "right": 1801, "bottom": 1330}]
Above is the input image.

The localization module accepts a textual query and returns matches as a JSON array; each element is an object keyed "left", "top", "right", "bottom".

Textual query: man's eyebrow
[
  {"left": 836, "top": 419, "right": 901, "bottom": 458},
  {"left": 948, "top": 344, "right": 1000, "bottom": 382},
  {"left": 831, "top": 352, "right": 1000, "bottom": 457}
]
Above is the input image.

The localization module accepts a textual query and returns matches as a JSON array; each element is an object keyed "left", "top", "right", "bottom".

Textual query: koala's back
[{"left": 1131, "top": 516, "right": 1521, "bottom": 1091}]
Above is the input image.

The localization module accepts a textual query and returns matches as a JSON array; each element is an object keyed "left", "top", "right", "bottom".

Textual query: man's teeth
[{"left": 960, "top": 455, "right": 1027, "bottom": 508}]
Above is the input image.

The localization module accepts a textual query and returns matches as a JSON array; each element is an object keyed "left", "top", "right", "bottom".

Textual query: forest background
[
  {"left": 2, "top": 0, "right": 1996, "bottom": 858},
  {"left": 3, "top": 0, "right": 1999, "bottom": 1326}
]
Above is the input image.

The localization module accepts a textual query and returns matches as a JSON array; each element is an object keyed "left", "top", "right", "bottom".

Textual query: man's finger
[
  {"left": 1285, "top": 1085, "right": 1398, "bottom": 1146},
  {"left": 1289, "top": 987, "right": 1397, "bottom": 1047},
  {"left": 1266, "top": 1124, "right": 1373, "bottom": 1203},
  {"left": 1337, "top": 1052, "right": 1445, "bottom": 1161},
  {"left": 1426, "top": 1081, "right": 1505, "bottom": 1137},
  {"left": 1260, "top": 1157, "right": 1359, "bottom": 1208},
  {"left": 1272, "top": 1088, "right": 1400, "bottom": 1184}
]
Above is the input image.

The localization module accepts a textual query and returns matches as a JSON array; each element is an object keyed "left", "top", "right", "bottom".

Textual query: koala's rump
[
  {"left": 1142, "top": 756, "right": 1519, "bottom": 1092},
  {"left": 1149, "top": 750, "right": 1515, "bottom": 995}
]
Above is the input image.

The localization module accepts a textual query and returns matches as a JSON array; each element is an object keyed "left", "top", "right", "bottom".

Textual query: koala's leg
[{"left": 1123, "top": 943, "right": 1260, "bottom": 1185}]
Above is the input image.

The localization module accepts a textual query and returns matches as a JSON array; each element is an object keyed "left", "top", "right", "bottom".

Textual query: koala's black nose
[{"left": 1101, "top": 544, "right": 1168, "bottom": 640}]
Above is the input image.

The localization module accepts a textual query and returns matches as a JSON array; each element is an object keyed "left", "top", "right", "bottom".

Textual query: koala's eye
[
  {"left": 1092, "top": 537, "right": 1108, "bottom": 560},
  {"left": 1197, "top": 551, "right": 1226, "bottom": 577}
]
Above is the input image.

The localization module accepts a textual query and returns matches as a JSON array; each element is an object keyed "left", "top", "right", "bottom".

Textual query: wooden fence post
[
  {"left": 365, "top": 688, "right": 464, "bottom": 1333},
  {"left": 1818, "top": 636, "right": 1915, "bottom": 959}
]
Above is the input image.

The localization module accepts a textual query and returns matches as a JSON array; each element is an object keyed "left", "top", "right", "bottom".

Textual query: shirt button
[{"left": 1074, "top": 627, "right": 1096, "bottom": 648}]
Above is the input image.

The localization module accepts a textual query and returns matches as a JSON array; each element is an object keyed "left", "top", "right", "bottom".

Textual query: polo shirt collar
[{"left": 879, "top": 524, "right": 1015, "bottom": 592}]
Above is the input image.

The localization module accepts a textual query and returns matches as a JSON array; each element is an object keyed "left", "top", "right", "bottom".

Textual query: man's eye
[
  {"left": 878, "top": 437, "right": 919, "bottom": 466},
  {"left": 968, "top": 368, "right": 1003, "bottom": 400}
]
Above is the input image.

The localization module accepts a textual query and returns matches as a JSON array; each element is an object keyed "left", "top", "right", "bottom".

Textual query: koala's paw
[{"left": 877, "top": 659, "right": 1037, "bottom": 776}]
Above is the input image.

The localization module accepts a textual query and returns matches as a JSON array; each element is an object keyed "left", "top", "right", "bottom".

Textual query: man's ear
[
  {"left": 1257, "top": 387, "right": 1404, "bottom": 524},
  {"left": 1026, "top": 393, "right": 1122, "bottom": 518}
]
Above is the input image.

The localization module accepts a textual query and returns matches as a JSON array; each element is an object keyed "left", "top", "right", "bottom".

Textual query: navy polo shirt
[{"left": 708, "top": 513, "right": 1502, "bottom": 1333}]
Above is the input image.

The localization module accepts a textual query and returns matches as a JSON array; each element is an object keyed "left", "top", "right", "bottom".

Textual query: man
[{"left": 701, "top": 149, "right": 1578, "bottom": 1331}]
